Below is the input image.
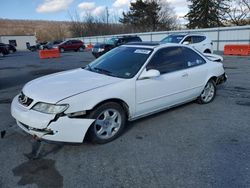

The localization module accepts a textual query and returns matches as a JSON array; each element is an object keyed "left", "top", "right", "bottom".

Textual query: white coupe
[{"left": 11, "top": 43, "right": 227, "bottom": 144}]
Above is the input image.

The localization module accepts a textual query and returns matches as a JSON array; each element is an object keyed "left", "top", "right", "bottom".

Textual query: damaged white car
[{"left": 11, "top": 43, "right": 227, "bottom": 144}]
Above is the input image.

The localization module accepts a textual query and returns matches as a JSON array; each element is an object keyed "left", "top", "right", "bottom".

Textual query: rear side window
[
  {"left": 147, "top": 47, "right": 206, "bottom": 74},
  {"left": 72, "top": 40, "right": 81, "bottom": 44},
  {"left": 192, "top": 36, "right": 206, "bottom": 43},
  {"left": 182, "top": 47, "right": 206, "bottom": 67}
]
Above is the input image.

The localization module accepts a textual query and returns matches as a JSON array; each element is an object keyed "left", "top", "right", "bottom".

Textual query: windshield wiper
[
  {"left": 93, "top": 67, "right": 117, "bottom": 77},
  {"left": 84, "top": 64, "right": 92, "bottom": 71}
]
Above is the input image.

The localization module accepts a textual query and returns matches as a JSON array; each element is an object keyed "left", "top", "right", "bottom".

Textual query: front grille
[{"left": 18, "top": 92, "right": 33, "bottom": 107}]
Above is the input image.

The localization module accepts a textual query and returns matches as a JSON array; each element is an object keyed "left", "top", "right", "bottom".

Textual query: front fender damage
[{"left": 42, "top": 116, "right": 95, "bottom": 143}]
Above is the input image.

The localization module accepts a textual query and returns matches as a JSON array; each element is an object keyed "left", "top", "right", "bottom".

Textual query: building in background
[{"left": 0, "top": 35, "right": 36, "bottom": 50}]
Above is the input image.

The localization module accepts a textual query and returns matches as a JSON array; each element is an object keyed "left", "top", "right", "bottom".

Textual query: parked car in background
[
  {"left": 28, "top": 42, "right": 47, "bottom": 52},
  {"left": 43, "top": 40, "right": 63, "bottom": 49},
  {"left": 161, "top": 33, "right": 213, "bottom": 54},
  {"left": 11, "top": 42, "right": 227, "bottom": 144},
  {"left": 0, "top": 43, "right": 16, "bottom": 53},
  {"left": 92, "top": 35, "right": 142, "bottom": 58},
  {"left": 56, "top": 40, "right": 85, "bottom": 53},
  {"left": 0, "top": 45, "right": 9, "bottom": 57}
]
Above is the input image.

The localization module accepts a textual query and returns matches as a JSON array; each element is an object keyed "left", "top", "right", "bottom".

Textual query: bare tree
[
  {"left": 68, "top": 11, "right": 85, "bottom": 37},
  {"left": 225, "top": 0, "right": 250, "bottom": 25}
]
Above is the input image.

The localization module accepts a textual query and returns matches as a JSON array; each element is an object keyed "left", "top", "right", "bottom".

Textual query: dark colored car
[
  {"left": 1, "top": 43, "right": 17, "bottom": 53},
  {"left": 0, "top": 46, "right": 9, "bottom": 57},
  {"left": 0, "top": 43, "right": 16, "bottom": 53},
  {"left": 43, "top": 40, "right": 63, "bottom": 49},
  {"left": 28, "top": 42, "right": 47, "bottom": 52},
  {"left": 57, "top": 40, "right": 85, "bottom": 53},
  {"left": 92, "top": 35, "right": 142, "bottom": 58}
]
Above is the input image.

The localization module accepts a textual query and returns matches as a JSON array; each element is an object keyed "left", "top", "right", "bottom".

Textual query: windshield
[
  {"left": 106, "top": 38, "right": 118, "bottom": 45},
  {"left": 161, "top": 35, "right": 185, "bottom": 43},
  {"left": 85, "top": 46, "right": 153, "bottom": 79}
]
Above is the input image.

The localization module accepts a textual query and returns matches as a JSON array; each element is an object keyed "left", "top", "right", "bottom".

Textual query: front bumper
[
  {"left": 11, "top": 95, "right": 95, "bottom": 143},
  {"left": 216, "top": 73, "right": 227, "bottom": 85}
]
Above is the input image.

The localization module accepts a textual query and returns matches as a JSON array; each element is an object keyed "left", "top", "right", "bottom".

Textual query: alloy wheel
[{"left": 94, "top": 109, "right": 122, "bottom": 139}]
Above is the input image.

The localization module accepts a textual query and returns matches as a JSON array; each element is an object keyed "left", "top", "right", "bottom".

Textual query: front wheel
[
  {"left": 87, "top": 102, "right": 126, "bottom": 144},
  {"left": 197, "top": 80, "right": 216, "bottom": 104},
  {"left": 78, "top": 47, "right": 84, "bottom": 52}
]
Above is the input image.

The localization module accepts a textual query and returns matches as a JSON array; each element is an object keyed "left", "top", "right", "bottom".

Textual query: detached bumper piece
[{"left": 216, "top": 73, "right": 227, "bottom": 85}]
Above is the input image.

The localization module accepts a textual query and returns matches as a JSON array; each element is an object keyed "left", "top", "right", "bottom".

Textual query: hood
[
  {"left": 203, "top": 53, "right": 223, "bottom": 62},
  {"left": 23, "top": 68, "right": 123, "bottom": 104}
]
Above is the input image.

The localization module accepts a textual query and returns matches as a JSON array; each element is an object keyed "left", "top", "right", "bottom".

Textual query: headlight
[
  {"left": 32, "top": 102, "right": 69, "bottom": 114},
  {"left": 98, "top": 48, "right": 105, "bottom": 52}
]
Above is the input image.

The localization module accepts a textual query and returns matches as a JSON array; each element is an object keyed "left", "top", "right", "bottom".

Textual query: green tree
[
  {"left": 185, "top": 0, "right": 228, "bottom": 28},
  {"left": 120, "top": 0, "right": 176, "bottom": 32}
]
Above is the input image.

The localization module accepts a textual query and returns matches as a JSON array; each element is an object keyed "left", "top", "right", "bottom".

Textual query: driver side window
[
  {"left": 146, "top": 47, "right": 205, "bottom": 74},
  {"left": 146, "top": 47, "right": 186, "bottom": 74}
]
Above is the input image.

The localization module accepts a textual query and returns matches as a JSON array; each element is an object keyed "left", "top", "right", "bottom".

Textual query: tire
[
  {"left": 60, "top": 48, "right": 64, "bottom": 53},
  {"left": 0, "top": 52, "right": 4, "bottom": 57},
  {"left": 87, "top": 102, "right": 126, "bottom": 144},
  {"left": 78, "top": 47, "right": 84, "bottom": 52},
  {"left": 197, "top": 79, "right": 216, "bottom": 104}
]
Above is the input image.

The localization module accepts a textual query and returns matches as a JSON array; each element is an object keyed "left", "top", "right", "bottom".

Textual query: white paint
[
  {"left": 11, "top": 43, "right": 226, "bottom": 143},
  {"left": 0, "top": 35, "right": 36, "bottom": 50}
]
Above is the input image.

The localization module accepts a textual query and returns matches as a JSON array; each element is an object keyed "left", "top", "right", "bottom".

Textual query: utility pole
[{"left": 106, "top": 7, "right": 109, "bottom": 25}]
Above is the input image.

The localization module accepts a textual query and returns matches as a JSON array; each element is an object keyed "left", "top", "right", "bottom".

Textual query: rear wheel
[
  {"left": 87, "top": 102, "right": 126, "bottom": 144},
  {"left": 197, "top": 80, "right": 216, "bottom": 104},
  {"left": 60, "top": 48, "right": 65, "bottom": 53}
]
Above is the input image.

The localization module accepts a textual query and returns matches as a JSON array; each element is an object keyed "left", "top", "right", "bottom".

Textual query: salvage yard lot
[{"left": 0, "top": 51, "right": 250, "bottom": 188}]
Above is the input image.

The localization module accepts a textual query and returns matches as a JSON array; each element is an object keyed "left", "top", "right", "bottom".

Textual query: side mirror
[
  {"left": 183, "top": 41, "right": 190, "bottom": 45},
  {"left": 139, "top": 69, "right": 160, "bottom": 80}
]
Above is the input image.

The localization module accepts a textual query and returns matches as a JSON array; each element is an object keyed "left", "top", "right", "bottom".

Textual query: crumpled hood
[{"left": 23, "top": 68, "right": 123, "bottom": 104}]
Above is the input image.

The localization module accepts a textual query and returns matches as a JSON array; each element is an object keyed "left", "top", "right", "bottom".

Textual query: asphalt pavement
[{"left": 0, "top": 50, "right": 250, "bottom": 188}]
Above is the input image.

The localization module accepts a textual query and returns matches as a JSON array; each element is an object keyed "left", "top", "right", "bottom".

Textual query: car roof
[
  {"left": 168, "top": 33, "right": 206, "bottom": 37},
  {"left": 123, "top": 42, "right": 187, "bottom": 49},
  {"left": 113, "top": 35, "right": 139, "bottom": 39}
]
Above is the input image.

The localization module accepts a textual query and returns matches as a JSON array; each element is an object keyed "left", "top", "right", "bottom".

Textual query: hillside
[{"left": 0, "top": 19, "right": 72, "bottom": 42}]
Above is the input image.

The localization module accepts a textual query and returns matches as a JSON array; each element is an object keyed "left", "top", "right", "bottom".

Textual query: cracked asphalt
[{"left": 0, "top": 50, "right": 250, "bottom": 188}]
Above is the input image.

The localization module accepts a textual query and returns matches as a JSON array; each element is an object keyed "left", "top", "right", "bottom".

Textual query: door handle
[{"left": 182, "top": 73, "right": 188, "bottom": 77}]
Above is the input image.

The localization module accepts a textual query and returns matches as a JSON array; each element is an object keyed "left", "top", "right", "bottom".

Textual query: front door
[{"left": 135, "top": 46, "right": 208, "bottom": 117}]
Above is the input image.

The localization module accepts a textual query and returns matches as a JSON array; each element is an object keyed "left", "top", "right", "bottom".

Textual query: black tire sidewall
[{"left": 87, "top": 102, "right": 126, "bottom": 144}]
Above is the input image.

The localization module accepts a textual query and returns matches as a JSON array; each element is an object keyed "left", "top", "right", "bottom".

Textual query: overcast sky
[{"left": 0, "top": 0, "right": 188, "bottom": 22}]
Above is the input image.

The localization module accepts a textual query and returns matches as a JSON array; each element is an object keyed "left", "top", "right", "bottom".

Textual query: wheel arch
[
  {"left": 91, "top": 98, "right": 130, "bottom": 119},
  {"left": 204, "top": 49, "right": 211, "bottom": 53}
]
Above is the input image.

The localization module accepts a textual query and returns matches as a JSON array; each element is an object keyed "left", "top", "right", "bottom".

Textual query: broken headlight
[{"left": 32, "top": 102, "right": 69, "bottom": 114}]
